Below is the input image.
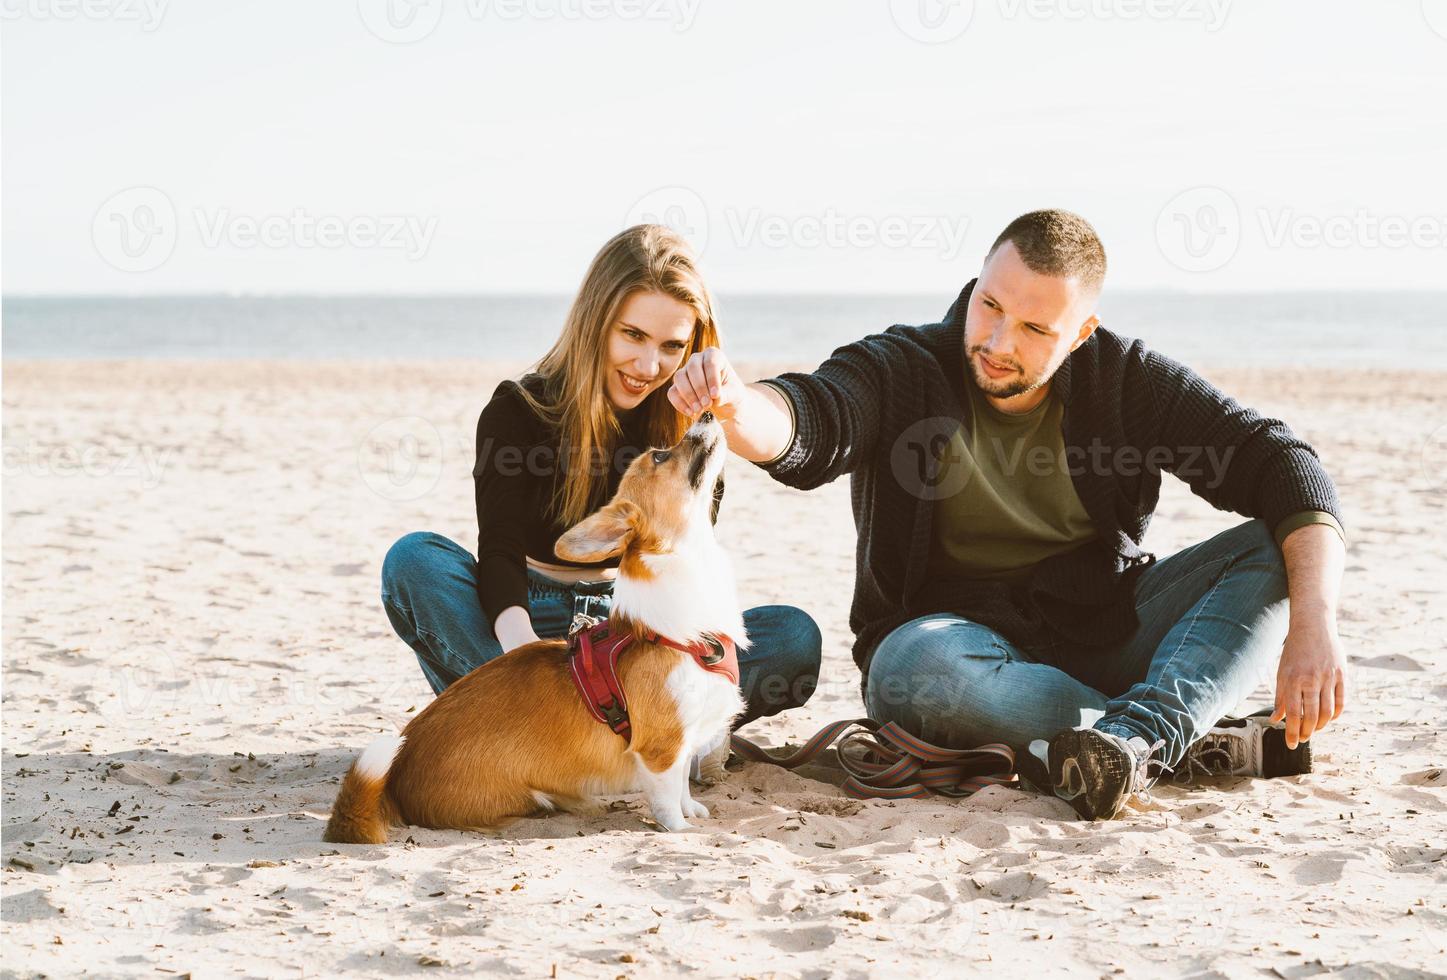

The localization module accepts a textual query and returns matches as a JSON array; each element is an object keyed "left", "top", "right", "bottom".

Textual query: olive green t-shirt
[{"left": 927, "top": 379, "right": 1097, "bottom": 584}]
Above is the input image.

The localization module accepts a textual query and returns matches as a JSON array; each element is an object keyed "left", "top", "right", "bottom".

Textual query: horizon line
[{"left": 8, "top": 287, "right": 1447, "bottom": 301}]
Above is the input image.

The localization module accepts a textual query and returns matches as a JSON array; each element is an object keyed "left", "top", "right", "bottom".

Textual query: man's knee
[
  {"left": 1238, "top": 518, "right": 1280, "bottom": 555},
  {"left": 1233, "top": 519, "right": 1289, "bottom": 596},
  {"left": 865, "top": 617, "right": 1005, "bottom": 720}
]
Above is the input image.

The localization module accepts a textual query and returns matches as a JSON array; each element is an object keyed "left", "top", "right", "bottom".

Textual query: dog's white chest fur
[{"left": 665, "top": 657, "right": 746, "bottom": 757}]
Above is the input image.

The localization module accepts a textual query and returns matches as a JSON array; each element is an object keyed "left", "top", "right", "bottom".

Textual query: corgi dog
[{"left": 324, "top": 412, "right": 746, "bottom": 842}]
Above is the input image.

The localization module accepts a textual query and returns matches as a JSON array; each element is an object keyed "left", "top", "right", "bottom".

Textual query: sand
[{"left": 2, "top": 358, "right": 1444, "bottom": 978}]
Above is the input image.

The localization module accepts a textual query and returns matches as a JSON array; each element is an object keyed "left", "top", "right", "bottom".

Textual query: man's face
[{"left": 964, "top": 241, "right": 1100, "bottom": 400}]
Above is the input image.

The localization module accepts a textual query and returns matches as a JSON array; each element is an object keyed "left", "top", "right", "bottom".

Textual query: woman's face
[{"left": 604, "top": 290, "right": 697, "bottom": 412}]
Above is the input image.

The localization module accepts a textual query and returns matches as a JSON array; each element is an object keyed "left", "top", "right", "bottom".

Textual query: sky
[{"left": 3, "top": 0, "right": 1446, "bottom": 295}]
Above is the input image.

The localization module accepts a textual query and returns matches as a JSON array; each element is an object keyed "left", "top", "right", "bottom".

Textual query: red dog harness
[{"left": 567, "top": 619, "right": 739, "bottom": 743}]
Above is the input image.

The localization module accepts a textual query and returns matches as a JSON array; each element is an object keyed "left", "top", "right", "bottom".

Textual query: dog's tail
[{"left": 323, "top": 733, "right": 404, "bottom": 844}]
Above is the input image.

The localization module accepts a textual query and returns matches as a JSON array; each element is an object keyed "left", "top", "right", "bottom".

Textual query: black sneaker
[
  {"left": 1033, "top": 727, "right": 1166, "bottom": 821},
  {"left": 1168, "top": 712, "right": 1312, "bottom": 783}
]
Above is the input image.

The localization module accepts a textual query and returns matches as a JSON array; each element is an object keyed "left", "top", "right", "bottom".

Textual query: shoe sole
[{"left": 1047, "top": 729, "right": 1132, "bottom": 821}]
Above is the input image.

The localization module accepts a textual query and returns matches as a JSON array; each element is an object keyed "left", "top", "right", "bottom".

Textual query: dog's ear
[{"left": 554, "top": 499, "right": 638, "bottom": 563}]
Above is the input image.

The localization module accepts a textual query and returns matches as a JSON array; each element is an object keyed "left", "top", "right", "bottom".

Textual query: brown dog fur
[{"left": 323, "top": 633, "right": 692, "bottom": 842}]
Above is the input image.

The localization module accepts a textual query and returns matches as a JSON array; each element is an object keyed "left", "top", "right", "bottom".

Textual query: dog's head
[{"left": 554, "top": 412, "right": 725, "bottom": 571}]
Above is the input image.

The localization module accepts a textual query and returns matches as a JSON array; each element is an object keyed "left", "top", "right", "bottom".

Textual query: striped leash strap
[{"left": 729, "top": 719, "right": 1016, "bottom": 801}]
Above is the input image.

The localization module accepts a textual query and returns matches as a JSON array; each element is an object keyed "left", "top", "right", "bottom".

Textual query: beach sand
[{"left": 3, "top": 359, "right": 1444, "bottom": 977}]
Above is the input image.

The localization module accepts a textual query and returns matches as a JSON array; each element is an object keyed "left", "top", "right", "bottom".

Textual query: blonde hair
[{"left": 518, "top": 224, "right": 721, "bottom": 528}]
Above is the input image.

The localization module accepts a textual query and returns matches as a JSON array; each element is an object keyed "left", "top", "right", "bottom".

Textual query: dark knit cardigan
[{"left": 759, "top": 279, "right": 1343, "bottom": 685}]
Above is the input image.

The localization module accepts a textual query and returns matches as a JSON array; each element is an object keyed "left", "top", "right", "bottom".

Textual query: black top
[
  {"left": 759, "top": 278, "right": 1343, "bottom": 689},
  {"left": 471, "top": 374, "right": 723, "bottom": 622}
]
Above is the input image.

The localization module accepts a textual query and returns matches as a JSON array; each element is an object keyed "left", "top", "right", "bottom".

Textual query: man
[{"left": 667, "top": 209, "right": 1348, "bottom": 820}]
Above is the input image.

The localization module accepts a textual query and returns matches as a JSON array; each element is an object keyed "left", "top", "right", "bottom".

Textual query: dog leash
[{"left": 728, "top": 719, "right": 1016, "bottom": 801}]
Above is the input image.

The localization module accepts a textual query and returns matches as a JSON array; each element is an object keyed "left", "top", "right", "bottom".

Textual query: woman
[{"left": 380, "top": 225, "right": 821, "bottom": 771}]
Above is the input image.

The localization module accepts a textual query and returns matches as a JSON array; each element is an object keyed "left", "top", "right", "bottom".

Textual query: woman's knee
[
  {"left": 381, "top": 531, "right": 463, "bottom": 599},
  {"left": 740, "top": 605, "right": 822, "bottom": 715},
  {"left": 765, "top": 605, "right": 823, "bottom": 674}
]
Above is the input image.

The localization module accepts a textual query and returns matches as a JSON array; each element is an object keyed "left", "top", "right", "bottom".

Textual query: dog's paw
[
  {"left": 652, "top": 814, "right": 692, "bottom": 832},
  {"left": 682, "top": 798, "right": 710, "bottom": 820}
]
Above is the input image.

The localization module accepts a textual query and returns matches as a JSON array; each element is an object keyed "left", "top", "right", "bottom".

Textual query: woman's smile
[{"left": 618, "top": 370, "right": 653, "bottom": 395}]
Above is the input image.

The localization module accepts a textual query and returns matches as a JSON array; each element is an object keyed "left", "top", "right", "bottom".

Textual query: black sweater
[
  {"left": 760, "top": 279, "right": 1343, "bottom": 685},
  {"left": 472, "top": 375, "right": 722, "bottom": 622}
]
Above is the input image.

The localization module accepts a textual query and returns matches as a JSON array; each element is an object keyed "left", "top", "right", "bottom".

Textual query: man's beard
[{"left": 965, "top": 344, "right": 1048, "bottom": 399}]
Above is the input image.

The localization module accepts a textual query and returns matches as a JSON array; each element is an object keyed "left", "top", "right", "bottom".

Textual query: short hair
[{"left": 988, "top": 209, "right": 1106, "bottom": 293}]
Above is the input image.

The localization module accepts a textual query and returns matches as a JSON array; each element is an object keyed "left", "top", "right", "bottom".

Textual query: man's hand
[
  {"left": 667, "top": 347, "right": 794, "bottom": 463},
  {"left": 668, "top": 347, "right": 747, "bottom": 420},
  {"left": 1273, "top": 522, "right": 1349, "bottom": 749},
  {"left": 1270, "top": 619, "right": 1348, "bottom": 749}
]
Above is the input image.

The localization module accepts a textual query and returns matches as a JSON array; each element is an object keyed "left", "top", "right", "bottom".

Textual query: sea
[{"left": 3, "top": 292, "right": 1445, "bottom": 370}]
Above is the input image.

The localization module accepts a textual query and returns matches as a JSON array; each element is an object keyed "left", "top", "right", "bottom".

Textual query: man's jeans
[
  {"left": 865, "top": 520, "right": 1290, "bottom": 770},
  {"left": 380, "top": 531, "right": 822, "bottom": 729}
]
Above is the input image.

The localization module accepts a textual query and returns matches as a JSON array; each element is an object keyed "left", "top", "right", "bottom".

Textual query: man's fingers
[
  {"left": 676, "top": 360, "right": 708, "bottom": 413},
  {"left": 1282, "top": 690, "right": 1303, "bottom": 749},
  {"left": 1317, "top": 686, "right": 1336, "bottom": 734},
  {"left": 1333, "top": 673, "right": 1346, "bottom": 720},
  {"left": 689, "top": 357, "right": 715, "bottom": 407},
  {"left": 676, "top": 361, "right": 700, "bottom": 410},
  {"left": 1299, "top": 687, "right": 1320, "bottom": 743},
  {"left": 669, "top": 347, "right": 734, "bottom": 416},
  {"left": 666, "top": 385, "right": 689, "bottom": 416},
  {"left": 703, "top": 349, "right": 724, "bottom": 400}
]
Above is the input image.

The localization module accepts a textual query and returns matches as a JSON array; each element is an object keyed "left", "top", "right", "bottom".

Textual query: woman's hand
[
  {"left": 668, "top": 347, "right": 745, "bottom": 420},
  {"left": 494, "top": 605, "right": 541, "bottom": 653}
]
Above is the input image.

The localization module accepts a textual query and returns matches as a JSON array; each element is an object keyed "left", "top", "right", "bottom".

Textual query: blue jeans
[
  {"left": 381, "top": 531, "right": 822, "bottom": 729},
  {"left": 865, "top": 520, "right": 1290, "bottom": 770}
]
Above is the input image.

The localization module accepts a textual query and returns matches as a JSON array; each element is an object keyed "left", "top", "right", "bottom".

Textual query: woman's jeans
[
  {"left": 864, "top": 520, "right": 1291, "bottom": 770},
  {"left": 381, "top": 532, "right": 822, "bottom": 730}
]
